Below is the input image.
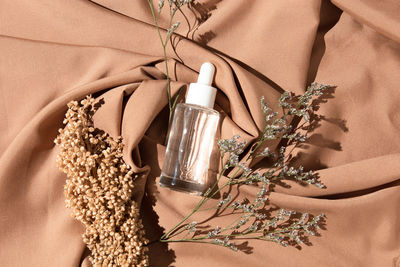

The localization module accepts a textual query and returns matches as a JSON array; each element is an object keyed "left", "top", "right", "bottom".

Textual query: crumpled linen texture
[{"left": 0, "top": 0, "right": 399, "bottom": 266}]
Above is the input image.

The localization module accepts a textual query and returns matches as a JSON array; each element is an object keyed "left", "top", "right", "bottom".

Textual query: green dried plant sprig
[
  {"left": 147, "top": 0, "right": 193, "bottom": 127},
  {"left": 160, "top": 83, "right": 331, "bottom": 252}
]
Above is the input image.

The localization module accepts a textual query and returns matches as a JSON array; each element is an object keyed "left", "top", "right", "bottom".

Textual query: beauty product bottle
[{"left": 159, "top": 62, "right": 220, "bottom": 195}]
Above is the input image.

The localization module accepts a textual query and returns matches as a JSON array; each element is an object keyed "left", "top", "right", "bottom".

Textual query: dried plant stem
[
  {"left": 147, "top": 0, "right": 181, "bottom": 126},
  {"left": 161, "top": 165, "right": 229, "bottom": 240},
  {"left": 159, "top": 83, "right": 332, "bottom": 252}
]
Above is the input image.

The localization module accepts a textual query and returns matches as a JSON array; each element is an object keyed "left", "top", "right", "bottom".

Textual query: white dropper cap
[{"left": 185, "top": 62, "right": 217, "bottom": 109}]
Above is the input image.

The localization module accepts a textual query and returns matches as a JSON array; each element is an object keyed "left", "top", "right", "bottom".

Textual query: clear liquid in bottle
[{"left": 159, "top": 103, "right": 219, "bottom": 195}]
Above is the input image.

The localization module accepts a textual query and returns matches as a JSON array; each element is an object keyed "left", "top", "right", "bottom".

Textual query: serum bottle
[{"left": 159, "top": 62, "right": 220, "bottom": 195}]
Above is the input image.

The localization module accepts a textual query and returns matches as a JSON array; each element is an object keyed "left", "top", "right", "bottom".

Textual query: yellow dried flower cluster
[{"left": 54, "top": 95, "right": 149, "bottom": 266}]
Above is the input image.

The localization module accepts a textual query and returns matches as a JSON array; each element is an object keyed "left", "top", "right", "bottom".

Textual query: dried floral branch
[
  {"left": 160, "top": 83, "right": 332, "bottom": 252},
  {"left": 54, "top": 96, "right": 149, "bottom": 266},
  {"left": 54, "top": 86, "right": 332, "bottom": 262},
  {"left": 147, "top": 0, "right": 193, "bottom": 127}
]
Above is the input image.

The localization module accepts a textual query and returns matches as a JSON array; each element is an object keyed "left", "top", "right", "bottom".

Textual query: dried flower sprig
[
  {"left": 159, "top": 83, "right": 331, "bottom": 252},
  {"left": 147, "top": 0, "right": 193, "bottom": 126},
  {"left": 54, "top": 96, "right": 149, "bottom": 266}
]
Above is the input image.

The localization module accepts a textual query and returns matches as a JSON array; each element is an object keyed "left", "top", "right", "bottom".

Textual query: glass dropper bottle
[{"left": 159, "top": 62, "right": 220, "bottom": 195}]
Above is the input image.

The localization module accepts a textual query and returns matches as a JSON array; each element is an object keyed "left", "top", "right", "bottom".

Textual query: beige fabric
[{"left": 0, "top": 0, "right": 399, "bottom": 266}]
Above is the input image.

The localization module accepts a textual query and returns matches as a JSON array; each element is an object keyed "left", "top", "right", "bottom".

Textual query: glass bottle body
[{"left": 159, "top": 103, "right": 219, "bottom": 195}]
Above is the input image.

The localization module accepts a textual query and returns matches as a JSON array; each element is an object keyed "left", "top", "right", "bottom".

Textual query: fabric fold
[{"left": 1, "top": 0, "right": 399, "bottom": 266}]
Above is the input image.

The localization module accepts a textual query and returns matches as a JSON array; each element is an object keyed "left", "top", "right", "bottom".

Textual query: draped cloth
[{"left": 1, "top": 0, "right": 400, "bottom": 266}]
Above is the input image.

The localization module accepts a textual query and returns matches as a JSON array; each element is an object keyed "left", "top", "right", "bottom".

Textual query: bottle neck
[{"left": 185, "top": 82, "right": 217, "bottom": 109}]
